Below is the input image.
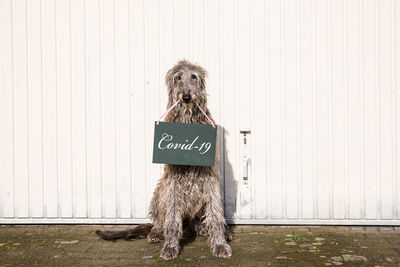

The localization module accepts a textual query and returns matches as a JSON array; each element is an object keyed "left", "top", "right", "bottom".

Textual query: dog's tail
[{"left": 96, "top": 223, "right": 153, "bottom": 241}]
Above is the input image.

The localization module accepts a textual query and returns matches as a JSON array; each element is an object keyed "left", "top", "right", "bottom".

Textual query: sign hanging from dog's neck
[{"left": 153, "top": 100, "right": 217, "bottom": 167}]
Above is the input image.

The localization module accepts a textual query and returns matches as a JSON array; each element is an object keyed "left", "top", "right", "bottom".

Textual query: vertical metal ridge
[
  {"left": 203, "top": 0, "right": 207, "bottom": 64},
  {"left": 113, "top": 0, "right": 119, "bottom": 218},
  {"left": 296, "top": 0, "right": 302, "bottom": 219},
  {"left": 157, "top": 0, "right": 161, "bottom": 203},
  {"left": 281, "top": 0, "right": 286, "bottom": 219},
  {"left": 11, "top": 0, "right": 16, "bottom": 218},
  {"left": 54, "top": 0, "right": 60, "bottom": 218},
  {"left": 111, "top": 0, "right": 117, "bottom": 218},
  {"left": 392, "top": 0, "right": 398, "bottom": 219},
  {"left": 376, "top": 0, "right": 382, "bottom": 219},
  {"left": 157, "top": 0, "right": 161, "bottom": 120},
  {"left": 217, "top": 0, "right": 223, "bottom": 209},
  {"left": 69, "top": 0, "right": 74, "bottom": 218},
  {"left": 344, "top": 0, "right": 350, "bottom": 219},
  {"left": 40, "top": 0, "right": 45, "bottom": 218},
  {"left": 26, "top": 0, "right": 31, "bottom": 218},
  {"left": 265, "top": 0, "right": 272, "bottom": 219},
  {"left": 391, "top": 0, "right": 397, "bottom": 219},
  {"left": 188, "top": 0, "right": 192, "bottom": 58},
  {"left": 233, "top": 0, "right": 239, "bottom": 219},
  {"left": 143, "top": 0, "right": 148, "bottom": 216},
  {"left": 233, "top": 0, "right": 236, "bottom": 218},
  {"left": 173, "top": 0, "right": 176, "bottom": 59},
  {"left": 98, "top": 0, "right": 103, "bottom": 218},
  {"left": 328, "top": 0, "right": 333, "bottom": 219},
  {"left": 129, "top": 0, "right": 134, "bottom": 218},
  {"left": 129, "top": 0, "right": 134, "bottom": 219},
  {"left": 83, "top": 0, "right": 89, "bottom": 218},
  {"left": 249, "top": 0, "right": 255, "bottom": 218},
  {"left": 218, "top": 0, "right": 226, "bottom": 209},
  {"left": 312, "top": 0, "right": 318, "bottom": 219},
  {"left": 360, "top": 0, "right": 365, "bottom": 219}
]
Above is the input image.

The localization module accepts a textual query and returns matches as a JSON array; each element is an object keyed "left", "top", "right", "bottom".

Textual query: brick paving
[{"left": 0, "top": 225, "right": 399, "bottom": 266}]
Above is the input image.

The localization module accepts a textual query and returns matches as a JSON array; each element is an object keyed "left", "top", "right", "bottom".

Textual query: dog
[{"left": 96, "top": 60, "right": 232, "bottom": 260}]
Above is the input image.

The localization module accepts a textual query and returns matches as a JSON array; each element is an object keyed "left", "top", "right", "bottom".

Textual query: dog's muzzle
[{"left": 182, "top": 93, "right": 191, "bottom": 103}]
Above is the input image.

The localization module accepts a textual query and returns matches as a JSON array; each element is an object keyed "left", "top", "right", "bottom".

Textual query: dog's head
[{"left": 165, "top": 60, "right": 208, "bottom": 105}]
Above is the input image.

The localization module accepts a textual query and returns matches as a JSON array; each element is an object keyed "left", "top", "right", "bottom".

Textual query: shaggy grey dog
[{"left": 96, "top": 60, "right": 232, "bottom": 260}]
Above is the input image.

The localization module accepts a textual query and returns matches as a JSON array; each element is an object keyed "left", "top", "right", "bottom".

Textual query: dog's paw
[
  {"left": 213, "top": 243, "right": 232, "bottom": 258},
  {"left": 147, "top": 232, "right": 164, "bottom": 243},
  {"left": 160, "top": 245, "right": 180, "bottom": 260}
]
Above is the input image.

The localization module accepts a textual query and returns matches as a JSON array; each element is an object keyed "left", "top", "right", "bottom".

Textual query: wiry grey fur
[{"left": 96, "top": 60, "right": 232, "bottom": 260}]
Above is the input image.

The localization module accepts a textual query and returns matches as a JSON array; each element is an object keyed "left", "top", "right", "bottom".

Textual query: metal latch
[
  {"left": 240, "top": 128, "right": 251, "bottom": 144},
  {"left": 240, "top": 128, "right": 251, "bottom": 184}
]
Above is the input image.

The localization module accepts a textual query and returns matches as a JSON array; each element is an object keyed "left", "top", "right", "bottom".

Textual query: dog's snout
[{"left": 182, "top": 93, "right": 191, "bottom": 103}]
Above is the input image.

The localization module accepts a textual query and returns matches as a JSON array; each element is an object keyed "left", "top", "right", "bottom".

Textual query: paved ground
[{"left": 0, "top": 225, "right": 399, "bottom": 266}]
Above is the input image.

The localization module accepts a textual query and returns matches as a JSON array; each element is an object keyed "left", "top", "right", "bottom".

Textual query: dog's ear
[
  {"left": 196, "top": 65, "right": 208, "bottom": 90},
  {"left": 165, "top": 66, "right": 176, "bottom": 89}
]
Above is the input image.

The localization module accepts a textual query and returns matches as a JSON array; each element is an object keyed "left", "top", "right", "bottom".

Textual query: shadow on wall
[{"left": 219, "top": 126, "right": 237, "bottom": 220}]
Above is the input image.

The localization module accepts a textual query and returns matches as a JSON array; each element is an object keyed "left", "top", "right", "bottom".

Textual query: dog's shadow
[
  {"left": 180, "top": 126, "right": 238, "bottom": 249},
  {"left": 173, "top": 126, "right": 237, "bottom": 251},
  {"left": 219, "top": 126, "right": 238, "bottom": 233},
  {"left": 179, "top": 224, "right": 235, "bottom": 249}
]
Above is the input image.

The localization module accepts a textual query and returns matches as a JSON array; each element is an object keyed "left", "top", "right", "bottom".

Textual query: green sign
[{"left": 152, "top": 121, "right": 217, "bottom": 167}]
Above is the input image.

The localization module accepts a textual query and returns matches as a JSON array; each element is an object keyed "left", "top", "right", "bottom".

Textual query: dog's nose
[{"left": 182, "top": 93, "right": 191, "bottom": 103}]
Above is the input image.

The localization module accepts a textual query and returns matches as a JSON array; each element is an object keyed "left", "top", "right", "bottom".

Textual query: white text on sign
[{"left": 158, "top": 133, "right": 212, "bottom": 155}]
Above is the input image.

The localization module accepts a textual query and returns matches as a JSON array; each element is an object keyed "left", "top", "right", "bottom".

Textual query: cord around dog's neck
[{"left": 157, "top": 100, "right": 216, "bottom": 128}]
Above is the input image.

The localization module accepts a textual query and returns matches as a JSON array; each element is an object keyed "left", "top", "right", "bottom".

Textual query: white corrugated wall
[{"left": 0, "top": 0, "right": 399, "bottom": 225}]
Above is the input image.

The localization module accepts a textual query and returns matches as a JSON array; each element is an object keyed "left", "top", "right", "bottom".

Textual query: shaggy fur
[{"left": 96, "top": 60, "right": 232, "bottom": 260}]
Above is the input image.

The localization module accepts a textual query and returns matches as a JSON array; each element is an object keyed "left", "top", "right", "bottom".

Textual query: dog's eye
[
  {"left": 191, "top": 74, "right": 197, "bottom": 80},
  {"left": 175, "top": 75, "right": 182, "bottom": 82}
]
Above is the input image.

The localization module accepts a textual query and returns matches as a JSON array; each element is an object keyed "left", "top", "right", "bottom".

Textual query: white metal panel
[
  {"left": 100, "top": 0, "right": 117, "bottom": 219},
  {"left": 331, "top": 0, "right": 346, "bottom": 220},
  {"left": 237, "top": 0, "right": 252, "bottom": 219},
  {"left": 130, "top": 0, "right": 147, "bottom": 219},
  {"left": 56, "top": 0, "right": 73, "bottom": 218},
  {"left": 42, "top": 0, "right": 58, "bottom": 218},
  {"left": 13, "top": 0, "right": 29, "bottom": 218},
  {"left": 396, "top": 0, "right": 400, "bottom": 220},
  {"left": 0, "top": 0, "right": 15, "bottom": 218},
  {"left": 85, "top": 0, "right": 102, "bottom": 219},
  {"left": 203, "top": 0, "right": 227, "bottom": 207},
  {"left": 379, "top": 0, "right": 395, "bottom": 220},
  {"left": 115, "top": 0, "right": 132, "bottom": 219},
  {"left": 347, "top": 0, "right": 363, "bottom": 220},
  {"left": 363, "top": 0, "right": 379, "bottom": 219},
  {"left": 0, "top": 0, "right": 399, "bottom": 225},
  {"left": 221, "top": 0, "right": 237, "bottom": 219},
  {"left": 71, "top": 0, "right": 88, "bottom": 218},
  {"left": 315, "top": 0, "right": 330, "bottom": 219},
  {"left": 252, "top": 0, "right": 268, "bottom": 219},
  {"left": 27, "top": 0, "right": 44, "bottom": 218},
  {"left": 283, "top": 0, "right": 299, "bottom": 220},
  {"left": 268, "top": 0, "right": 284, "bottom": 219},
  {"left": 299, "top": 0, "right": 314, "bottom": 220},
  {"left": 145, "top": 0, "right": 162, "bottom": 218}
]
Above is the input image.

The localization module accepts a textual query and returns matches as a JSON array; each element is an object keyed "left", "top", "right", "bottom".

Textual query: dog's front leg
[
  {"left": 204, "top": 178, "right": 232, "bottom": 258},
  {"left": 160, "top": 178, "right": 182, "bottom": 260},
  {"left": 148, "top": 181, "right": 165, "bottom": 244}
]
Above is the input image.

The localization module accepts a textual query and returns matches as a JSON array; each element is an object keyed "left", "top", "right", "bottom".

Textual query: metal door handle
[{"left": 242, "top": 156, "right": 249, "bottom": 182}]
